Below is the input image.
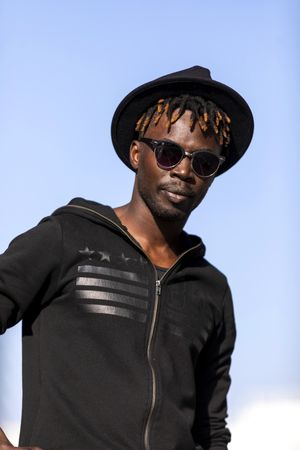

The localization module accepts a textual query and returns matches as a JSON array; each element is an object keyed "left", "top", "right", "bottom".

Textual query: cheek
[{"left": 137, "top": 151, "right": 163, "bottom": 183}]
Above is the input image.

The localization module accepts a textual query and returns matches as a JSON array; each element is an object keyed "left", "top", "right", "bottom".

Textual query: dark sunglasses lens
[
  {"left": 192, "top": 152, "right": 220, "bottom": 177},
  {"left": 155, "top": 143, "right": 183, "bottom": 168}
]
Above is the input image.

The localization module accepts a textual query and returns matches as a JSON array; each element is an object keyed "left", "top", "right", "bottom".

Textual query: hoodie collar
[{"left": 53, "top": 197, "right": 206, "bottom": 258}]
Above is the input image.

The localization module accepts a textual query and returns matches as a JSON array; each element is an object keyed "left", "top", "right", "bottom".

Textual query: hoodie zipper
[
  {"left": 143, "top": 246, "right": 201, "bottom": 450},
  {"left": 64, "top": 204, "right": 201, "bottom": 450},
  {"left": 143, "top": 278, "right": 161, "bottom": 450}
]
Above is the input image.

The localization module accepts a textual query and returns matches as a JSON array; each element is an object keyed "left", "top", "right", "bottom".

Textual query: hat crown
[{"left": 155, "top": 65, "right": 212, "bottom": 83}]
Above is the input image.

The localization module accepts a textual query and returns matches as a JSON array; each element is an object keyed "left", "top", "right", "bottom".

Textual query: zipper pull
[{"left": 155, "top": 280, "right": 161, "bottom": 296}]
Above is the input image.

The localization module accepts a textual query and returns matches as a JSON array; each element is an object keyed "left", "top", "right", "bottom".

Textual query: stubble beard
[{"left": 137, "top": 177, "right": 189, "bottom": 223}]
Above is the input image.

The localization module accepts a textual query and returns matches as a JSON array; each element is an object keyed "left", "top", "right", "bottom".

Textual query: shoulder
[
  {"left": 7, "top": 215, "right": 62, "bottom": 251},
  {"left": 182, "top": 230, "right": 229, "bottom": 290}
]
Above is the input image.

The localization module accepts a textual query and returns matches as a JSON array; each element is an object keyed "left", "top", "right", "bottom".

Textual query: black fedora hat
[{"left": 111, "top": 66, "right": 254, "bottom": 176}]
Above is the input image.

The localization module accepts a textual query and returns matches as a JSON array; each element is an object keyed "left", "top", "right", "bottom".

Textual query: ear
[{"left": 129, "top": 140, "right": 141, "bottom": 171}]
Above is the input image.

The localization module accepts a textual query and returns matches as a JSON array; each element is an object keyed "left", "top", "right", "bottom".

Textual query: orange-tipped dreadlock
[{"left": 135, "top": 94, "right": 231, "bottom": 147}]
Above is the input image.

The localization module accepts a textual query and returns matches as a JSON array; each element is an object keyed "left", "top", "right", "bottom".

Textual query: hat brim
[{"left": 111, "top": 74, "right": 254, "bottom": 176}]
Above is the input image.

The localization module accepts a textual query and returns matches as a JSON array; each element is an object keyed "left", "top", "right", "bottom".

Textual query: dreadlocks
[{"left": 135, "top": 94, "right": 231, "bottom": 147}]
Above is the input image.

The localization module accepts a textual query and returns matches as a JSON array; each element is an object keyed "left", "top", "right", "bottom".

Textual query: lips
[
  {"left": 161, "top": 185, "right": 194, "bottom": 198},
  {"left": 161, "top": 186, "right": 194, "bottom": 203}
]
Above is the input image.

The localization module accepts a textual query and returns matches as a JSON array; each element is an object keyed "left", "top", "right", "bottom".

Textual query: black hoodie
[{"left": 0, "top": 198, "right": 236, "bottom": 450}]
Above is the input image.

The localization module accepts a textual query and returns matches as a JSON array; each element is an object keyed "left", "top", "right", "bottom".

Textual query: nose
[{"left": 170, "top": 155, "right": 195, "bottom": 182}]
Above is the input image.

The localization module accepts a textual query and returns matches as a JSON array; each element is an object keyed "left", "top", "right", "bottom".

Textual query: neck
[{"left": 114, "top": 193, "right": 189, "bottom": 268}]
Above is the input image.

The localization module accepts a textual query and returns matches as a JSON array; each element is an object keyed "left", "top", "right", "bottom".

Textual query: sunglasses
[{"left": 139, "top": 138, "right": 225, "bottom": 178}]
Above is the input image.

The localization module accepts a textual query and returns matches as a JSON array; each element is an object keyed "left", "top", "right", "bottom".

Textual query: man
[{"left": 0, "top": 66, "right": 254, "bottom": 450}]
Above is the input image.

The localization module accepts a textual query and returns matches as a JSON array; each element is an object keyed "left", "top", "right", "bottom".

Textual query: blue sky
[{"left": 0, "top": 0, "right": 299, "bottom": 445}]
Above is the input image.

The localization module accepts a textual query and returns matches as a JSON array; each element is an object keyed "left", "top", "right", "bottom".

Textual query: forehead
[{"left": 143, "top": 109, "right": 220, "bottom": 150}]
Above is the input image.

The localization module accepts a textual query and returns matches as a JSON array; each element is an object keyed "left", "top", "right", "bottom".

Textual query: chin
[
  {"left": 148, "top": 201, "right": 191, "bottom": 222},
  {"left": 137, "top": 180, "right": 198, "bottom": 222},
  {"left": 156, "top": 210, "right": 187, "bottom": 222}
]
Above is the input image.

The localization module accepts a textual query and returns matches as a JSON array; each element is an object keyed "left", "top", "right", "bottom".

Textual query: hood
[{"left": 52, "top": 197, "right": 206, "bottom": 258}]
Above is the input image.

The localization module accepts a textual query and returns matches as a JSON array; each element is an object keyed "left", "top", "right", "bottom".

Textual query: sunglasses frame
[{"left": 139, "top": 137, "right": 225, "bottom": 178}]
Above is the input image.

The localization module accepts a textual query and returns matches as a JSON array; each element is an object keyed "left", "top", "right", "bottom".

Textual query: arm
[
  {"left": 192, "top": 285, "right": 236, "bottom": 450},
  {"left": 0, "top": 218, "right": 62, "bottom": 334},
  {"left": 0, "top": 219, "right": 62, "bottom": 448}
]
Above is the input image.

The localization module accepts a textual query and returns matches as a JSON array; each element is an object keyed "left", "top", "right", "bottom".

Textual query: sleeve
[
  {"left": 0, "top": 217, "right": 62, "bottom": 334},
  {"left": 192, "top": 284, "right": 236, "bottom": 450}
]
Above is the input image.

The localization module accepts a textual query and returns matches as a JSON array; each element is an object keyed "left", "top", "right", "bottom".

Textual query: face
[{"left": 130, "top": 109, "right": 222, "bottom": 222}]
